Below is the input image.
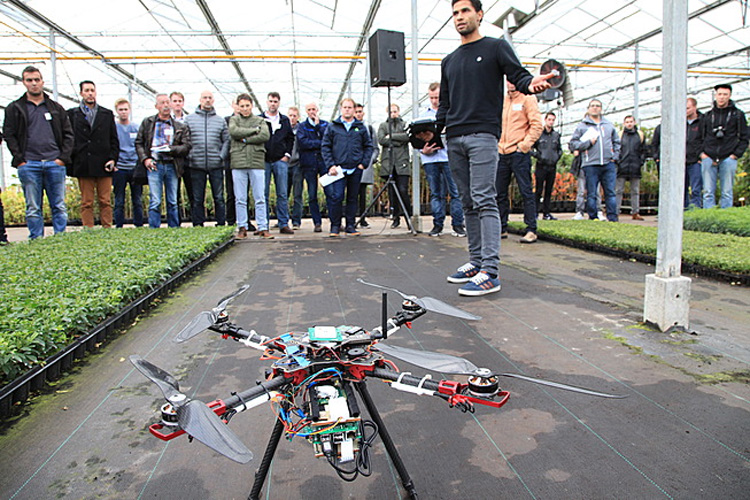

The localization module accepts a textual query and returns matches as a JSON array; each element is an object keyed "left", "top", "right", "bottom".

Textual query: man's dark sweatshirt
[{"left": 435, "top": 36, "right": 534, "bottom": 139}]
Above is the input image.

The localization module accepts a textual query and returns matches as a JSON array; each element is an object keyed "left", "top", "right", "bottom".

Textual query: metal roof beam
[
  {"left": 5, "top": 0, "right": 158, "bottom": 95},
  {"left": 330, "top": 0, "right": 382, "bottom": 121},
  {"left": 194, "top": 0, "right": 262, "bottom": 111}
]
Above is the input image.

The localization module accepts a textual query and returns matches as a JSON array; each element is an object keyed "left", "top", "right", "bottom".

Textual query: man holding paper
[
  {"left": 569, "top": 99, "right": 620, "bottom": 222},
  {"left": 320, "top": 98, "right": 373, "bottom": 237}
]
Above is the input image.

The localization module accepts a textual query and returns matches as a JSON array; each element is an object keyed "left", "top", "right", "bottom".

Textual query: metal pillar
[
  {"left": 644, "top": 0, "right": 691, "bottom": 332},
  {"left": 410, "top": 0, "right": 422, "bottom": 231},
  {"left": 49, "top": 30, "right": 58, "bottom": 102},
  {"left": 634, "top": 44, "right": 640, "bottom": 123}
]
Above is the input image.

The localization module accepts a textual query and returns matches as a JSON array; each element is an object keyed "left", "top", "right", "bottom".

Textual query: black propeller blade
[
  {"left": 357, "top": 278, "right": 481, "bottom": 321},
  {"left": 174, "top": 285, "right": 251, "bottom": 343},
  {"left": 129, "top": 355, "right": 254, "bottom": 463},
  {"left": 374, "top": 344, "right": 626, "bottom": 399}
]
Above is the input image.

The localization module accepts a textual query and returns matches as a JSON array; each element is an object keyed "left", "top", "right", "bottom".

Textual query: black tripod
[
  {"left": 356, "top": 84, "right": 416, "bottom": 235},
  {"left": 247, "top": 379, "right": 417, "bottom": 500}
]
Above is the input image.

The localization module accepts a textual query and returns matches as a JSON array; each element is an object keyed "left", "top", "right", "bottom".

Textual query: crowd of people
[{"left": 1, "top": 0, "right": 747, "bottom": 299}]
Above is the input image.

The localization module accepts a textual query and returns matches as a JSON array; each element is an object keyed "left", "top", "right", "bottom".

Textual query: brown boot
[
  {"left": 632, "top": 213, "right": 644, "bottom": 221},
  {"left": 237, "top": 227, "right": 248, "bottom": 239},
  {"left": 259, "top": 230, "right": 275, "bottom": 239}
]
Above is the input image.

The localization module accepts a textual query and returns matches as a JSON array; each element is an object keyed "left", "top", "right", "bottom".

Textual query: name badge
[
  {"left": 129, "top": 132, "right": 137, "bottom": 139},
  {"left": 44, "top": 112, "right": 52, "bottom": 121},
  {"left": 512, "top": 103, "right": 523, "bottom": 111}
]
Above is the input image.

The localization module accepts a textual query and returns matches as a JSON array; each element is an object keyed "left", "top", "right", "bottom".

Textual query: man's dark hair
[
  {"left": 714, "top": 83, "right": 732, "bottom": 93},
  {"left": 236, "top": 93, "right": 252, "bottom": 104},
  {"left": 545, "top": 111, "right": 556, "bottom": 119},
  {"left": 79, "top": 80, "right": 95, "bottom": 91},
  {"left": 355, "top": 103, "right": 364, "bottom": 109},
  {"left": 21, "top": 65, "right": 41, "bottom": 78},
  {"left": 452, "top": 0, "right": 482, "bottom": 11},
  {"left": 624, "top": 114, "right": 635, "bottom": 121},
  {"left": 268, "top": 91, "right": 281, "bottom": 100}
]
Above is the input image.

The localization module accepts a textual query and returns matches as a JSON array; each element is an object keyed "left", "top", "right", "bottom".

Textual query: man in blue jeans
[
  {"left": 569, "top": 99, "right": 620, "bottom": 222},
  {"left": 113, "top": 98, "right": 144, "bottom": 227},
  {"left": 135, "top": 94, "right": 191, "bottom": 228},
  {"left": 420, "top": 82, "right": 465, "bottom": 237},
  {"left": 3, "top": 65, "right": 73, "bottom": 239},
  {"left": 699, "top": 83, "right": 748, "bottom": 209},
  {"left": 422, "top": 0, "right": 552, "bottom": 296},
  {"left": 261, "top": 92, "right": 295, "bottom": 235}
]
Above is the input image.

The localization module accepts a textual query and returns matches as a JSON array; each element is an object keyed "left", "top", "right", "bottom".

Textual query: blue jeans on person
[
  {"left": 17, "top": 160, "right": 68, "bottom": 239},
  {"left": 232, "top": 169, "right": 267, "bottom": 231},
  {"left": 112, "top": 168, "right": 143, "bottom": 228},
  {"left": 190, "top": 168, "right": 226, "bottom": 226},
  {"left": 0, "top": 189, "right": 7, "bottom": 242},
  {"left": 265, "top": 160, "right": 290, "bottom": 228},
  {"left": 424, "top": 161, "right": 464, "bottom": 229},
  {"left": 684, "top": 162, "right": 703, "bottom": 209},
  {"left": 302, "top": 167, "right": 323, "bottom": 226},
  {"left": 701, "top": 156, "right": 736, "bottom": 209},
  {"left": 496, "top": 152, "right": 536, "bottom": 234},
  {"left": 446, "top": 133, "right": 501, "bottom": 277},
  {"left": 288, "top": 163, "right": 303, "bottom": 226},
  {"left": 584, "top": 162, "right": 618, "bottom": 221},
  {"left": 324, "top": 168, "right": 363, "bottom": 232},
  {"left": 147, "top": 162, "right": 179, "bottom": 228}
]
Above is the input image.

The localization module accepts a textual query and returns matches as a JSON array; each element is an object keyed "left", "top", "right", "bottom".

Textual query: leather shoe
[
  {"left": 632, "top": 213, "right": 644, "bottom": 220},
  {"left": 280, "top": 226, "right": 294, "bottom": 235}
]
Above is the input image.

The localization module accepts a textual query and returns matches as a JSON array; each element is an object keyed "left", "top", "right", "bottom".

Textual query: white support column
[
  {"left": 634, "top": 44, "right": 640, "bottom": 123},
  {"left": 644, "top": 0, "right": 691, "bottom": 332},
  {"left": 410, "top": 0, "right": 422, "bottom": 232},
  {"left": 49, "top": 30, "right": 58, "bottom": 102}
]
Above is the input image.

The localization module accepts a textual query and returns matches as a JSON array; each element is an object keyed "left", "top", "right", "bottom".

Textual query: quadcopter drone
[{"left": 131, "top": 279, "right": 625, "bottom": 499}]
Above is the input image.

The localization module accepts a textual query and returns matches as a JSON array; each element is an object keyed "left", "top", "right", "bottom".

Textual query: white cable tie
[
  {"left": 391, "top": 372, "right": 434, "bottom": 397},
  {"left": 239, "top": 330, "right": 265, "bottom": 350},
  {"left": 417, "top": 374, "right": 432, "bottom": 390},
  {"left": 234, "top": 391, "right": 278, "bottom": 413}
]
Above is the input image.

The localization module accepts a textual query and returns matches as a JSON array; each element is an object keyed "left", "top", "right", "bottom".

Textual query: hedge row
[
  {"left": 0, "top": 227, "right": 233, "bottom": 384},
  {"left": 511, "top": 220, "right": 750, "bottom": 275},
  {"left": 683, "top": 206, "right": 750, "bottom": 237}
]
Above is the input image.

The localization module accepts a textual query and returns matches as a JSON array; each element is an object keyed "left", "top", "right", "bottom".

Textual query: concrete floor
[{"left": 0, "top": 218, "right": 748, "bottom": 499}]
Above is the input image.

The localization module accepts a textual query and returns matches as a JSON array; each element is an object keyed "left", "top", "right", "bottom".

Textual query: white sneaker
[
  {"left": 572, "top": 212, "right": 585, "bottom": 220},
  {"left": 597, "top": 211, "right": 606, "bottom": 220}
]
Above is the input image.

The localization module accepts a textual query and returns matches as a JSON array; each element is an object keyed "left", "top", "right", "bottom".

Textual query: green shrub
[
  {"left": 683, "top": 206, "right": 750, "bottom": 237},
  {"left": 0, "top": 226, "right": 233, "bottom": 383},
  {"left": 510, "top": 220, "right": 750, "bottom": 275}
]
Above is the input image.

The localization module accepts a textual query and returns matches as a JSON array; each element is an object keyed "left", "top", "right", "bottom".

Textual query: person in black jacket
[
  {"left": 0, "top": 131, "right": 6, "bottom": 244},
  {"left": 260, "top": 92, "right": 295, "bottom": 234},
  {"left": 67, "top": 81, "right": 119, "bottom": 228},
  {"left": 616, "top": 115, "right": 645, "bottom": 220},
  {"left": 3, "top": 66, "right": 74, "bottom": 239},
  {"left": 699, "top": 83, "right": 749, "bottom": 209},
  {"left": 297, "top": 102, "right": 329, "bottom": 232},
  {"left": 532, "top": 111, "right": 562, "bottom": 220}
]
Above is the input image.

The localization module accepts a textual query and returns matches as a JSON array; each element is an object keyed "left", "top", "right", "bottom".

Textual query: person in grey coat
[
  {"left": 378, "top": 104, "right": 411, "bottom": 228},
  {"left": 355, "top": 103, "right": 379, "bottom": 228},
  {"left": 184, "top": 91, "right": 229, "bottom": 226}
]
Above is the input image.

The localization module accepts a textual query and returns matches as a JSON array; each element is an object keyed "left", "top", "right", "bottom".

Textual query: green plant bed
[
  {"left": 0, "top": 226, "right": 233, "bottom": 383},
  {"left": 683, "top": 206, "right": 750, "bottom": 237},
  {"left": 509, "top": 220, "right": 750, "bottom": 278}
]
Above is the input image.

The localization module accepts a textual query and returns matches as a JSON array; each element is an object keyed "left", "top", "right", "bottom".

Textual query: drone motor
[
  {"left": 467, "top": 374, "right": 500, "bottom": 398},
  {"left": 160, "top": 403, "right": 179, "bottom": 427}
]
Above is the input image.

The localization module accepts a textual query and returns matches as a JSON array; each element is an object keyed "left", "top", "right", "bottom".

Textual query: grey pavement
[{"left": 0, "top": 218, "right": 748, "bottom": 500}]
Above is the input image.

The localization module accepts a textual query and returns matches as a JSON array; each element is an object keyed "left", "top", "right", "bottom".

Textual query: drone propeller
[
  {"left": 174, "top": 285, "right": 251, "bottom": 343},
  {"left": 374, "top": 344, "right": 626, "bottom": 399},
  {"left": 357, "top": 278, "right": 481, "bottom": 321},
  {"left": 129, "top": 355, "right": 254, "bottom": 463}
]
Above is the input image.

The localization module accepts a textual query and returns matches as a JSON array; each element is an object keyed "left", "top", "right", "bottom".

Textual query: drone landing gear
[{"left": 247, "top": 381, "right": 418, "bottom": 500}]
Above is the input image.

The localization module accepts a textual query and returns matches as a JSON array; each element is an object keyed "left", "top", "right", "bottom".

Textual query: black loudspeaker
[{"left": 368, "top": 29, "right": 406, "bottom": 87}]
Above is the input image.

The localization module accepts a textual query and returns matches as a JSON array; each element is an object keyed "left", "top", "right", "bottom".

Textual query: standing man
[
  {"left": 354, "top": 103, "right": 379, "bottom": 229},
  {"left": 67, "top": 81, "right": 119, "bottom": 228},
  {"left": 286, "top": 106, "right": 304, "bottom": 229},
  {"left": 113, "top": 98, "right": 144, "bottom": 227},
  {"left": 378, "top": 104, "right": 411, "bottom": 229},
  {"left": 135, "top": 94, "right": 191, "bottom": 228},
  {"left": 615, "top": 115, "right": 646, "bottom": 220},
  {"left": 170, "top": 91, "right": 191, "bottom": 222},
  {"left": 569, "top": 99, "right": 620, "bottom": 222},
  {"left": 296, "top": 102, "right": 329, "bottom": 233},
  {"left": 261, "top": 92, "right": 295, "bottom": 234},
  {"left": 684, "top": 98, "right": 704, "bottom": 208},
  {"left": 700, "top": 83, "right": 748, "bottom": 209},
  {"left": 3, "top": 66, "right": 73, "bottom": 239},
  {"left": 532, "top": 111, "right": 562, "bottom": 221},
  {"left": 184, "top": 91, "right": 228, "bottom": 226},
  {"left": 419, "top": 82, "right": 465, "bottom": 237},
  {"left": 496, "top": 81, "right": 543, "bottom": 243},
  {"left": 321, "top": 98, "right": 373, "bottom": 237},
  {"left": 421, "top": 0, "right": 551, "bottom": 296}
]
